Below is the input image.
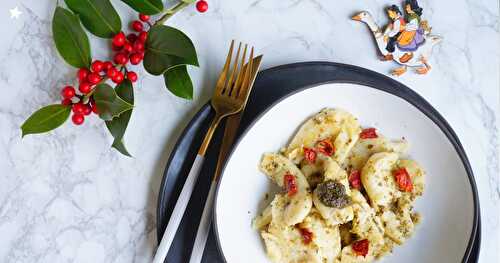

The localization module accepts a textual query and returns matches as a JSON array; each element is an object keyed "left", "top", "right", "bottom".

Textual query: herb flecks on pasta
[{"left": 253, "top": 108, "right": 425, "bottom": 263}]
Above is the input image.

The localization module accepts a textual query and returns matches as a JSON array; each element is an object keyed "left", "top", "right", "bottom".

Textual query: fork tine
[
  {"left": 223, "top": 42, "right": 242, "bottom": 95},
  {"left": 215, "top": 40, "right": 235, "bottom": 95},
  {"left": 238, "top": 47, "right": 254, "bottom": 100},
  {"left": 231, "top": 44, "right": 248, "bottom": 97}
]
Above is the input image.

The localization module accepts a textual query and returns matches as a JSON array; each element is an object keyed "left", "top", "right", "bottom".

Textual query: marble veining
[{"left": 0, "top": 0, "right": 498, "bottom": 262}]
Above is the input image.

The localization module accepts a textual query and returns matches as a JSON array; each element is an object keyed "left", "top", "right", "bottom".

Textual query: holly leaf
[
  {"left": 52, "top": 7, "right": 92, "bottom": 68},
  {"left": 21, "top": 104, "right": 71, "bottom": 137},
  {"left": 111, "top": 140, "right": 131, "bottom": 156},
  {"left": 64, "top": 0, "right": 122, "bottom": 38},
  {"left": 105, "top": 80, "right": 134, "bottom": 156},
  {"left": 93, "top": 83, "right": 133, "bottom": 121},
  {"left": 181, "top": 0, "right": 197, "bottom": 3},
  {"left": 164, "top": 65, "right": 193, "bottom": 100},
  {"left": 120, "top": 0, "right": 163, "bottom": 15},
  {"left": 143, "top": 25, "right": 198, "bottom": 76}
]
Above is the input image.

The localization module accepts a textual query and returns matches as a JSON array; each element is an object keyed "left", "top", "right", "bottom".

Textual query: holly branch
[{"left": 21, "top": 0, "right": 209, "bottom": 156}]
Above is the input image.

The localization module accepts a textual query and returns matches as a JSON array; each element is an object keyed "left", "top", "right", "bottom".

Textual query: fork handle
[
  {"left": 153, "top": 112, "right": 224, "bottom": 263},
  {"left": 152, "top": 154, "right": 205, "bottom": 263},
  {"left": 198, "top": 113, "right": 222, "bottom": 155},
  {"left": 189, "top": 180, "right": 217, "bottom": 263}
]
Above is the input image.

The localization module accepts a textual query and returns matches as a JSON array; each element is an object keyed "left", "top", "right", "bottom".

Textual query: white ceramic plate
[{"left": 214, "top": 83, "right": 476, "bottom": 263}]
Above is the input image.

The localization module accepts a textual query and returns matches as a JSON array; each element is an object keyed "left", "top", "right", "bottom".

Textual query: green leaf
[
  {"left": 105, "top": 80, "right": 134, "bottom": 156},
  {"left": 21, "top": 104, "right": 71, "bottom": 137},
  {"left": 181, "top": 0, "right": 196, "bottom": 3},
  {"left": 52, "top": 7, "right": 92, "bottom": 68},
  {"left": 144, "top": 25, "right": 199, "bottom": 75},
  {"left": 163, "top": 65, "right": 193, "bottom": 99},
  {"left": 93, "top": 83, "right": 133, "bottom": 121},
  {"left": 64, "top": 0, "right": 122, "bottom": 38},
  {"left": 111, "top": 139, "right": 132, "bottom": 156},
  {"left": 105, "top": 80, "right": 133, "bottom": 140},
  {"left": 113, "top": 79, "right": 134, "bottom": 105},
  {"left": 120, "top": 0, "right": 163, "bottom": 15}
]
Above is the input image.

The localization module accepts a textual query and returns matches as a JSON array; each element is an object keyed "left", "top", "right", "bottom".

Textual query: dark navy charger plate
[{"left": 156, "top": 62, "right": 481, "bottom": 263}]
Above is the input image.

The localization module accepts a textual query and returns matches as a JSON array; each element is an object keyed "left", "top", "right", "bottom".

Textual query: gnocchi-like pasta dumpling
[{"left": 254, "top": 108, "right": 425, "bottom": 263}]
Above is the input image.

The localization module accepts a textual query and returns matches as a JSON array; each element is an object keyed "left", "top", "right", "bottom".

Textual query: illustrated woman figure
[{"left": 397, "top": 0, "right": 425, "bottom": 62}]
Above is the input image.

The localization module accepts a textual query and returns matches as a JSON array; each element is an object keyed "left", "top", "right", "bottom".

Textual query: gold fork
[
  {"left": 198, "top": 41, "right": 253, "bottom": 155},
  {"left": 152, "top": 40, "right": 255, "bottom": 263},
  {"left": 189, "top": 51, "right": 261, "bottom": 263}
]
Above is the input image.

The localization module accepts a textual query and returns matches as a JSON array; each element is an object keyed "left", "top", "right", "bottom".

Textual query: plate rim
[{"left": 212, "top": 62, "right": 480, "bottom": 263}]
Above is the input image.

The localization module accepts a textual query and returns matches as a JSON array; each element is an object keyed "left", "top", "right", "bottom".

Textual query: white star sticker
[{"left": 10, "top": 7, "right": 22, "bottom": 19}]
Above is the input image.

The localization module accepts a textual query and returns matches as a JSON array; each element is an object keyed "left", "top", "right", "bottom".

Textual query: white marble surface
[{"left": 0, "top": 0, "right": 497, "bottom": 262}]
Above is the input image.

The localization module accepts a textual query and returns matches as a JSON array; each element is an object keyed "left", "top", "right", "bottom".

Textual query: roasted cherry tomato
[
  {"left": 316, "top": 139, "right": 335, "bottom": 156},
  {"left": 298, "top": 227, "right": 313, "bottom": 244},
  {"left": 348, "top": 170, "right": 362, "bottom": 190},
  {"left": 360, "top": 128, "right": 378, "bottom": 139},
  {"left": 303, "top": 147, "right": 317, "bottom": 163},
  {"left": 284, "top": 173, "right": 298, "bottom": 196},
  {"left": 393, "top": 168, "right": 413, "bottom": 192},
  {"left": 352, "top": 239, "right": 369, "bottom": 257}
]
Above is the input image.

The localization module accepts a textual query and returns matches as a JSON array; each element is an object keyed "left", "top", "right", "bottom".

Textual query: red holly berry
[
  {"left": 83, "top": 104, "right": 92, "bottom": 116},
  {"left": 72, "top": 113, "right": 85, "bottom": 125},
  {"left": 107, "top": 67, "right": 118, "bottom": 78},
  {"left": 103, "top": 61, "right": 114, "bottom": 71},
  {"left": 61, "top": 86, "right": 75, "bottom": 99},
  {"left": 79, "top": 82, "right": 92, "bottom": 94},
  {"left": 112, "top": 32, "right": 126, "bottom": 47},
  {"left": 123, "top": 42, "right": 134, "bottom": 53},
  {"left": 129, "top": 53, "right": 142, "bottom": 65},
  {"left": 112, "top": 43, "right": 123, "bottom": 51},
  {"left": 196, "top": 0, "right": 208, "bottom": 13},
  {"left": 91, "top": 102, "right": 99, "bottom": 114},
  {"left": 61, "top": 98, "right": 72, "bottom": 105},
  {"left": 127, "top": 71, "right": 138, "bottom": 82},
  {"left": 138, "top": 31, "right": 148, "bottom": 43},
  {"left": 91, "top": 60, "right": 104, "bottom": 72},
  {"left": 72, "top": 103, "right": 86, "bottom": 114},
  {"left": 112, "top": 71, "right": 124, "bottom": 84},
  {"left": 131, "top": 20, "right": 143, "bottom": 32},
  {"left": 133, "top": 41, "right": 145, "bottom": 52},
  {"left": 114, "top": 52, "right": 128, "bottom": 65},
  {"left": 77, "top": 68, "right": 90, "bottom": 82},
  {"left": 126, "top": 33, "right": 138, "bottom": 43},
  {"left": 87, "top": 72, "right": 101, "bottom": 84},
  {"left": 139, "top": 14, "right": 150, "bottom": 22}
]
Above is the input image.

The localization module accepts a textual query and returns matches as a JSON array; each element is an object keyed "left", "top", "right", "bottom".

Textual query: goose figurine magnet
[{"left": 352, "top": 0, "right": 442, "bottom": 76}]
